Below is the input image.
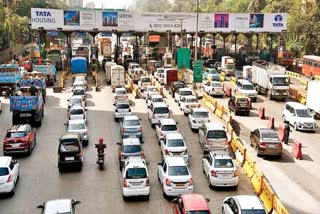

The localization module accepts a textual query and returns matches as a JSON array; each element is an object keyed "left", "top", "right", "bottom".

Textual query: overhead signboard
[
  {"left": 31, "top": 8, "right": 287, "bottom": 33},
  {"left": 149, "top": 35, "right": 160, "bottom": 42}
]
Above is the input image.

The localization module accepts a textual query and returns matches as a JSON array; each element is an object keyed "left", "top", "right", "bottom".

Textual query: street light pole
[{"left": 194, "top": 0, "right": 199, "bottom": 62}]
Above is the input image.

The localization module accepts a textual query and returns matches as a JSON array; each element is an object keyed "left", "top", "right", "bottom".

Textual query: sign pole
[{"left": 194, "top": 0, "right": 199, "bottom": 89}]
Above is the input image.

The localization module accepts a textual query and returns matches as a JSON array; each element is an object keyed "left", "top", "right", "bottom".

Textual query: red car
[
  {"left": 3, "top": 124, "right": 36, "bottom": 155},
  {"left": 173, "top": 194, "right": 211, "bottom": 214}
]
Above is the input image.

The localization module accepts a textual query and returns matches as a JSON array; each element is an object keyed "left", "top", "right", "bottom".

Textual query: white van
[{"left": 111, "top": 65, "right": 125, "bottom": 88}]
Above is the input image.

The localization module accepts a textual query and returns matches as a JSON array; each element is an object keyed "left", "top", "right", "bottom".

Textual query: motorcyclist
[{"left": 95, "top": 138, "right": 106, "bottom": 155}]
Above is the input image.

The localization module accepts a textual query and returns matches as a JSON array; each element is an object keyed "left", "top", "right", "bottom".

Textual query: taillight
[
  {"left": 165, "top": 178, "right": 171, "bottom": 186},
  {"left": 141, "top": 151, "right": 145, "bottom": 158},
  {"left": 234, "top": 169, "right": 238, "bottom": 177},
  {"left": 160, "top": 131, "right": 163, "bottom": 136},
  {"left": 205, "top": 138, "right": 209, "bottom": 145},
  {"left": 120, "top": 152, "right": 124, "bottom": 157},
  {"left": 185, "top": 105, "right": 189, "bottom": 108},
  {"left": 122, "top": 128, "right": 126, "bottom": 133},
  {"left": 165, "top": 149, "right": 169, "bottom": 155},
  {"left": 211, "top": 170, "right": 217, "bottom": 177},
  {"left": 189, "top": 178, "right": 193, "bottom": 185},
  {"left": 185, "top": 148, "right": 188, "bottom": 154},
  {"left": 123, "top": 179, "right": 128, "bottom": 187},
  {"left": 152, "top": 113, "right": 155, "bottom": 119},
  {"left": 276, "top": 143, "right": 282, "bottom": 147},
  {"left": 138, "top": 127, "right": 142, "bottom": 132},
  {"left": 7, "top": 174, "right": 13, "bottom": 183},
  {"left": 146, "top": 178, "right": 150, "bottom": 186},
  {"left": 260, "top": 142, "right": 268, "bottom": 147}
]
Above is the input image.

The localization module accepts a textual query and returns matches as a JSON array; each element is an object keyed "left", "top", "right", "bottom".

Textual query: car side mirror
[
  {"left": 37, "top": 204, "right": 44, "bottom": 209},
  {"left": 12, "top": 160, "right": 18, "bottom": 164},
  {"left": 64, "top": 123, "right": 67, "bottom": 126},
  {"left": 157, "top": 162, "right": 162, "bottom": 166},
  {"left": 67, "top": 99, "right": 70, "bottom": 101},
  {"left": 113, "top": 103, "right": 115, "bottom": 106},
  {"left": 176, "top": 122, "right": 178, "bottom": 124},
  {"left": 85, "top": 108, "right": 88, "bottom": 111},
  {"left": 139, "top": 118, "right": 142, "bottom": 121},
  {"left": 116, "top": 142, "right": 121, "bottom": 145},
  {"left": 172, "top": 198, "right": 178, "bottom": 203},
  {"left": 72, "top": 200, "right": 81, "bottom": 206},
  {"left": 206, "top": 198, "right": 210, "bottom": 203}
]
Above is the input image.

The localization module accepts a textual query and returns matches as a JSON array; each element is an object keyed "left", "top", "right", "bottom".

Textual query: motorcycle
[{"left": 97, "top": 152, "right": 105, "bottom": 170}]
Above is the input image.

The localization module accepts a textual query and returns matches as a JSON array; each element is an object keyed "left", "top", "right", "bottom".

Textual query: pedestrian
[
  {"left": 30, "top": 82, "right": 37, "bottom": 96},
  {"left": 284, "top": 122, "right": 291, "bottom": 145}
]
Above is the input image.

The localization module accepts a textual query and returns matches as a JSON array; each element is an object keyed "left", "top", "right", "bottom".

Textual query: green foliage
[{"left": 133, "top": 0, "right": 172, "bottom": 12}]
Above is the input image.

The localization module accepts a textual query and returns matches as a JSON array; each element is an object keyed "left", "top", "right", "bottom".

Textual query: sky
[{"left": 83, "top": 0, "right": 134, "bottom": 9}]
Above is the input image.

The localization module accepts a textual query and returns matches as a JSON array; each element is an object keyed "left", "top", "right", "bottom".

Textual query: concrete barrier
[
  {"left": 219, "top": 71, "right": 226, "bottom": 82},
  {"left": 273, "top": 196, "right": 289, "bottom": 214},
  {"left": 230, "top": 77, "right": 237, "bottom": 86},
  {"left": 251, "top": 164, "right": 263, "bottom": 195},
  {"left": 243, "top": 153, "right": 256, "bottom": 179},
  {"left": 286, "top": 71, "right": 300, "bottom": 79},
  {"left": 259, "top": 178, "right": 275, "bottom": 213}
]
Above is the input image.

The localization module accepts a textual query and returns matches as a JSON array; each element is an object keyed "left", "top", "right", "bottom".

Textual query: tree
[
  {"left": 5, "top": 14, "right": 31, "bottom": 45},
  {"left": 133, "top": 0, "right": 172, "bottom": 12}
]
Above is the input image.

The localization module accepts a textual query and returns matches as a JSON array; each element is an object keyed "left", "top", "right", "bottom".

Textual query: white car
[
  {"left": 235, "top": 79, "right": 257, "bottom": 102},
  {"left": 144, "top": 86, "right": 159, "bottom": 99},
  {"left": 283, "top": 102, "right": 317, "bottom": 131},
  {"left": 158, "top": 73, "right": 165, "bottom": 85},
  {"left": 174, "top": 88, "right": 193, "bottom": 103},
  {"left": 72, "top": 80, "right": 86, "bottom": 92},
  {"left": 148, "top": 102, "right": 170, "bottom": 127},
  {"left": 0, "top": 100, "right": 2, "bottom": 112},
  {"left": 154, "top": 68, "right": 164, "bottom": 81},
  {"left": 122, "top": 157, "right": 150, "bottom": 200},
  {"left": 114, "top": 101, "right": 131, "bottom": 121},
  {"left": 72, "top": 86, "right": 86, "bottom": 99},
  {"left": 138, "top": 76, "right": 151, "bottom": 91},
  {"left": 179, "top": 95, "right": 200, "bottom": 115},
  {"left": 155, "top": 119, "right": 178, "bottom": 143},
  {"left": 157, "top": 157, "right": 193, "bottom": 198},
  {"left": 204, "top": 81, "right": 224, "bottom": 96},
  {"left": 113, "top": 87, "right": 128, "bottom": 102},
  {"left": 74, "top": 75, "right": 87, "bottom": 88},
  {"left": 68, "top": 105, "right": 87, "bottom": 122},
  {"left": 128, "top": 63, "right": 140, "bottom": 77},
  {"left": 147, "top": 94, "right": 164, "bottom": 108},
  {"left": 188, "top": 108, "right": 210, "bottom": 130},
  {"left": 160, "top": 133, "right": 188, "bottom": 163},
  {"left": 0, "top": 156, "right": 19, "bottom": 194},
  {"left": 67, "top": 95, "right": 85, "bottom": 110},
  {"left": 202, "top": 149, "right": 238, "bottom": 188},
  {"left": 222, "top": 195, "right": 266, "bottom": 214},
  {"left": 66, "top": 119, "right": 89, "bottom": 146},
  {"left": 37, "top": 199, "right": 81, "bottom": 214},
  {"left": 199, "top": 122, "right": 228, "bottom": 152}
]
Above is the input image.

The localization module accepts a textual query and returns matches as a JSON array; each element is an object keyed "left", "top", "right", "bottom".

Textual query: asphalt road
[{"left": 0, "top": 72, "right": 254, "bottom": 214}]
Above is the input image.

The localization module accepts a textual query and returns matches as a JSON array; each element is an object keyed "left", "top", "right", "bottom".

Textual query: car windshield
[
  {"left": 132, "top": 65, "right": 140, "bottom": 69},
  {"left": 261, "top": 132, "right": 279, "bottom": 141},
  {"left": 123, "top": 145, "right": 141, "bottom": 153},
  {"left": 123, "top": 120, "right": 140, "bottom": 126},
  {"left": 73, "top": 90, "right": 84, "bottom": 95},
  {"left": 214, "top": 158, "right": 234, "bottom": 168},
  {"left": 193, "top": 112, "right": 209, "bottom": 118},
  {"left": 0, "top": 167, "right": 9, "bottom": 176},
  {"left": 59, "top": 142, "right": 80, "bottom": 152},
  {"left": 241, "top": 210, "right": 266, "bottom": 214},
  {"left": 168, "top": 166, "right": 189, "bottom": 176},
  {"left": 212, "top": 83, "right": 222, "bottom": 87},
  {"left": 272, "top": 77, "right": 288, "bottom": 86},
  {"left": 154, "top": 107, "right": 169, "bottom": 114},
  {"left": 296, "top": 109, "right": 312, "bottom": 118},
  {"left": 162, "top": 125, "right": 177, "bottom": 131},
  {"left": 126, "top": 168, "right": 147, "bottom": 179},
  {"left": 186, "top": 98, "right": 198, "bottom": 103},
  {"left": 153, "top": 98, "right": 163, "bottom": 102},
  {"left": 158, "top": 69, "right": 164, "bottom": 74},
  {"left": 243, "top": 84, "right": 254, "bottom": 90},
  {"left": 147, "top": 88, "right": 157, "bottom": 92},
  {"left": 207, "top": 130, "right": 227, "bottom": 139},
  {"left": 68, "top": 123, "right": 85, "bottom": 131},
  {"left": 75, "top": 77, "right": 85, "bottom": 82},
  {"left": 167, "top": 139, "right": 184, "bottom": 147},
  {"left": 175, "top": 84, "right": 185, "bottom": 89},
  {"left": 116, "top": 90, "right": 126, "bottom": 95},
  {"left": 142, "top": 77, "right": 150, "bottom": 82},
  {"left": 208, "top": 69, "right": 217, "bottom": 74},
  {"left": 117, "top": 104, "right": 130, "bottom": 109},
  {"left": 180, "top": 91, "right": 192, "bottom": 96},
  {"left": 186, "top": 211, "right": 210, "bottom": 214},
  {"left": 7, "top": 131, "right": 26, "bottom": 138},
  {"left": 154, "top": 62, "right": 161, "bottom": 68},
  {"left": 70, "top": 109, "right": 84, "bottom": 115}
]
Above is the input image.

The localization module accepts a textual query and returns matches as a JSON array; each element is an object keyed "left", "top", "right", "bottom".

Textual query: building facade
[{"left": 68, "top": 0, "right": 83, "bottom": 8}]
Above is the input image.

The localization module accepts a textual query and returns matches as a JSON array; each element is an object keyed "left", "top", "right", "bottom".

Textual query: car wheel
[
  {"left": 145, "top": 194, "right": 150, "bottom": 201},
  {"left": 208, "top": 175, "right": 214, "bottom": 189},
  {"left": 10, "top": 183, "right": 16, "bottom": 196},
  {"left": 27, "top": 147, "right": 32, "bottom": 156},
  {"left": 294, "top": 123, "right": 298, "bottom": 131},
  {"left": 162, "top": 191, "right": 168, "bottom": 199},
  {"left": 122, "top": 195, "right": 127, "bottom": 201},
  {"left": 282, "top": 115, "right": 286, "bottom": 123},
  {"left": 256, "top": 145, "right": 261, "bottom": 157}
]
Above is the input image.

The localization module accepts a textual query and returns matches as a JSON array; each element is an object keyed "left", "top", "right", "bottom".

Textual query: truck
[
  {"left": 19, "top": 78, "right": 47, "bottom": 103},
  {"left": 105, "top": 62, "right": 117, "bottom": 84},
  {"left": 46, "top": 49, "right": 62, "bottom": 70},
  {"left": 163, "top": 53, "right": 173, "bottom": 68},
  {"left": 71, "top": 57, "right": 88, "bottom": 77},
  {"left": 306, "top": 81, "right": 320, "bottom": 117},
  {"left": 163, "top": 68, "right": 178, "bottom": 89},
  {"left": 10, "top": 86, "right": 44, "bottom": 126},
  {"left": 221, "top": 56, "right": 236, "bottom": 76},
  {"left": 111, "top": 65, "right": 125, "bottom": 89},
  {"left": 0, "top": 64, "right": 22, "bottom": 96},
  {"left": 32, "top": 64, "right": 56, "bottom": 86},
  {"left": 101, "top": 38, "right": 112, "bottom": 61},
  {"left": 252, "top": 60, "right": 289, "bottom": 100}
]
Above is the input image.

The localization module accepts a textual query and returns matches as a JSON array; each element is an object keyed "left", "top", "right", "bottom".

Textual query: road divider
[
  {"left": 291, "top": 140, "right": 303, "bottom": 160},
  {"left": 219, "top": 71, "right": 226, "bottom": 82},
  {"left": 286, "top": 71, "right": 300, "bottom": 79},
  {"left": 230, "top": 76, "right": 237, "bottom": 86}
]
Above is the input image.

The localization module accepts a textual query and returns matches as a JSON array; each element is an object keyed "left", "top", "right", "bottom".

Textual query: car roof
[
  {"left": 115, "top": 88, "right": 126, "bottom": 91},
  {"left": 73, "top": 86, "right": 84, "bottom": 90},
  {"left": 123, "top": 115, "right": 139, "bottom": 121},
  {"left": 151, "top": 94, "right": 163, "bottom": 98},
  {"left": 44, "top": 199, "right": 72, "bottom": 213},
  {"left": 9, "top": 124, "right": 29, "bottom": 132},
  {"left": 166, "top": 132, "right": 183, "bottom": 139},
  {"left": 153, "top": 102, "right": 168, "bottom": 108},
  {"left": 68, "top": 119, "right": 86, "bottom": 124},
  {"left": 237, "top": 79, "right": 252, "bottom": 84},
  {"left": 182, "top": 194, "right": 209, "bottom": 211},
  {"left": 184, "top": 95, "right": 197, "bottom": 99},
  {"left": 258, "top": 128, "right": 277, "bottom": 135},
  {"left": 165, "top": 156, "right": 186, "bottom": 166},
  {"left": 179, "top": 88, "right": 192, "bottom": 91},
  {"left": 70, "top": 105, "right": 84, "bottom": 110},
  {"left": 116, "top": 101, "right": 130, "bottom": 105},
  {"left": 286, "top": 101, "right": 307, "bottom": 109},
  {"left": 141, "top": 76, "right": 150, "bottom": 78},
  {"left": 233, "top": 195, "right": 264, "bottom": 210},
  {"left": 125, "top": 157, "right": 146, "bottom": 168},
  {"left": 209, "top": 149, "right": 231, "bottom": 159},
  {"left": 122, "top": 137, "right": 141, "bottom": 145},
  {"left": 0, "top": 156, "right": 12, "bottom": 167},
  {"left": 146, "top": 86, "right": 157, "bottom": 89},
  {"left": 61, "top": 132, "right": 80, "bottom": 139},
  {"left": 205, "top": 122, "right": 225, "bottom": 130},
  {"left": 210, "top": 81, "right": 222, "bottom": 84},
  {"left": 70, "top": 95, "right": 83, "bottom": 99},
  {"left": 192, "top": 108, "right": 209, "bottom": 113},
  {"left": 160, "top": 118, "right": 176, "bottom": 125}
]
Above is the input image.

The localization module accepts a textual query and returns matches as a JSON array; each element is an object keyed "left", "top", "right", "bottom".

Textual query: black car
[
  {"left": 58, "top": 133, "right": 83, "bottom": 172},
  {"left": 204, "top": 59, "right": 216, "bottom": 68}
]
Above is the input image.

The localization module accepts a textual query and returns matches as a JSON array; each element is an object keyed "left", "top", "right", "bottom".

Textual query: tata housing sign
[{"left": 31, "top": 8, "right": 63, "bottom": 30}]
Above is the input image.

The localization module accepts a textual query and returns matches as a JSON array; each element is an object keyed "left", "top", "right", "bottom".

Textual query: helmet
[{"left": 99, "top": 138, "right": 103, "bottom": 143}]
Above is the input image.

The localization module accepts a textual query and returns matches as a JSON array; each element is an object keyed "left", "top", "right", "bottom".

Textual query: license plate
[
  {"left": 176, "top": 183, "right": 184, "bottom": 187},
  {"left": 11, "top": 143, "right": 21, "bottom": 148},
  {"left": 20, "top": 113, "right": 32, "bottom": 117},
  {"left": 65, "top": 157, "right": 74, "bottom": 161},
  {"left": 220, "top": 174, "right": 231, "bottom": 178},
  {"left": 268, "top": 144, "right": 276, "bottom": 148}
]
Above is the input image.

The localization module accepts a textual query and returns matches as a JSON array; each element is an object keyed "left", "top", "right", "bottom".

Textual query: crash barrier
[
  {"left": 288, "top": 85, "right": 307, "bottom": 104},
  {"left": 268, "top": 117, "right": 275, "bottom": 129},
  {"left": 219, "top": 71, "right": 226, "bottom": 82},
  {"left": 277, "top": 123, "right": 285, "bottom": 142},
  {"left": 291, "top": 139, "right": 302, "bottom": 160},
  {"left": 299, "top": 78, "right": 308, "bottom": 90},
  {"left": 258, "top": 107, "right": 265, "bottom": 119},
  {"left": 230, "top": 77, "right": 237, "bottom": 86},
  {"left": 286, "top": 71, "right": 300, "bottom": 79},
  {"left": 201, "top": 93, "right": 289, "bottom": 214}
]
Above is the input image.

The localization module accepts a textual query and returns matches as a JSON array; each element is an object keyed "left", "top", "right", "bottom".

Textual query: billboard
[{"left": 31, "top": 8, "right": 288, "bottom": 33}]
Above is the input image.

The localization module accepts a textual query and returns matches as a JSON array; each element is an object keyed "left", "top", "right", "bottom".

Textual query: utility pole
[{"left": 194, "top": 0, "right": 199, "bottom": 62}]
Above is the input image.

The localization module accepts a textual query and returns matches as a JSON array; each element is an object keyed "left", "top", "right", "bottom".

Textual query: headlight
[{"left": 192, "top": 120, "right": 196, "bottom": 123}]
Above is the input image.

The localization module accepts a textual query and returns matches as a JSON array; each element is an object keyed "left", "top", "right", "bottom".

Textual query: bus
[
  {"left": 279, "top": 51, "right": 294, "bottom": 68},
  {"left": 302, "top": 55, "right": 320, "bottom": 77}
]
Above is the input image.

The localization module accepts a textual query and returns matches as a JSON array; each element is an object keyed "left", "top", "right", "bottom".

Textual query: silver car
[{"left": 120, "top": 115, "right": 143, "bottom": 142}]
